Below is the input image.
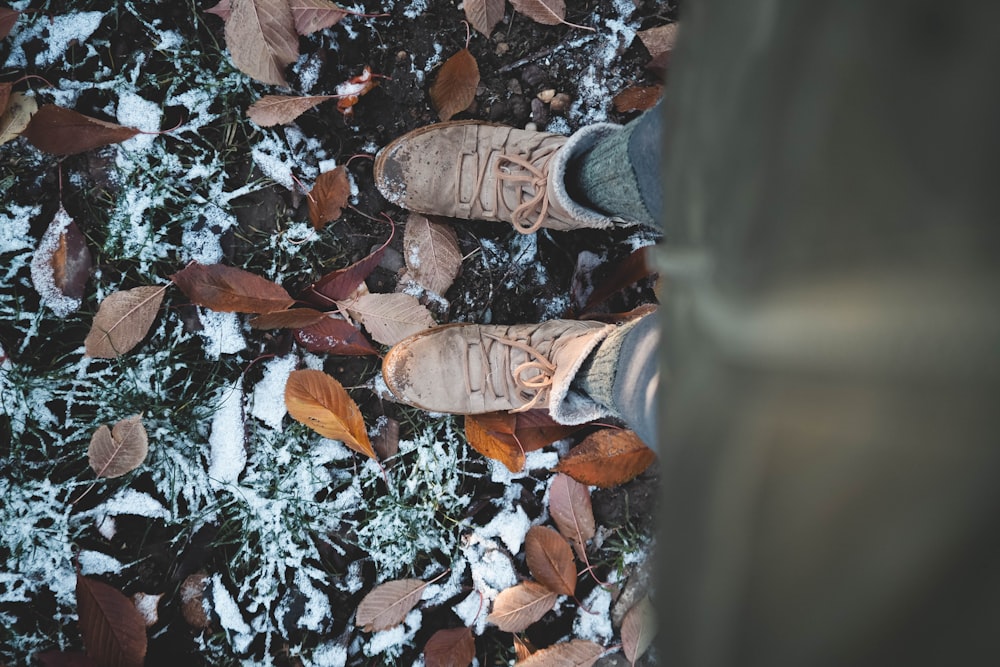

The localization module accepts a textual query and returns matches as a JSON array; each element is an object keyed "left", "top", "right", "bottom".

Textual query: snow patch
[
  {"left": 574, "top": 585, "right": 614, "bottom": 643},
  {"left": 209, "top": 381, "right": 247, "bottom": 484},
  {"left": 198, "top": 309, "right": 247, "bottom": 358},
  {"left": 78, "top": 550, "right": 124, "bottom": 576},
  {"left": 250, "top": 354, "right": 298, "bottom": 430}
]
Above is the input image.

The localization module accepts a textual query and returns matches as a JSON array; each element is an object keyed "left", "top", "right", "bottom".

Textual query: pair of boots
[{"left": 375, "top": 119, "right": 655, "bottom": 426}]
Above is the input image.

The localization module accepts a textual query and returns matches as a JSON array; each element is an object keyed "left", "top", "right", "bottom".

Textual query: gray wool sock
[
  {"left": 569, "top": 123, "right": 656, "bottom": 227},
  {"left": 576, "top": 318, "right": 643, "bottom": 412}
]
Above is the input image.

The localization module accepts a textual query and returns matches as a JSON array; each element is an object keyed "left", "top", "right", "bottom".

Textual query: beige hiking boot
[
  {"left": 382, "top": 320, "right": 615, "bottom": 423},
  {"left": 374, "top": 121, "right": 624, "bottom": 234}
]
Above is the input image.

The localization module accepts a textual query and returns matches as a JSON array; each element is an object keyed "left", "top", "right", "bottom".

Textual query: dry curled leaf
[
  {"left": 424, "top": 626, "right": 476, "bottom": 667},
  {"left": 284, "top": 368, "right": 376, "bottom": 459},
  {"left": 335, "top": 66, "right": 379, "bottom": 117},
  {"left": 515, "top": 639, "right": 605, "bottom": 666},
  {"left": 29, "top": 207, "right": 92, "bottom": 317},
  {"left": 553, "top": 429, "right": 656, "bottom": 487},
  {"left": 487, "top": 581, "right": 557, "bottom": 632},
  {"left": 0, "top": 91, "right": 36, "bottom": 146},
  {"left": 341, "top": 292, "right": 436, "bottom": 346},
  {"left": 247, "top": 94, "right": 337, "bottom": 126},
  {"left": 355, "top": 578, "right": 427, "bottom": 632},
  {"left": 464, "top": 414, "right": 525, "bottom": 473},
  {"left": 170, "top": 261, "right": 294, "bottom": 313},
  {"left": 89, "top": 414, "right": 149, "bottom": 478},
  {"left": 85, "top": 286, "right": 167, "bottom": 358},
  {"left": 308, "top": 166, "right": 352, "bottom": 230},
  {"left": 292, "top": 315, "right": 378, "bottom": 355},
  {"left": 525, "top": 525, "right": 576, "bottom": 596},
  {"left": 303, "top": 223, "right": 394, "bottom": 306},
  {"left": 225, "top": 0, "right": 299, "bottom": 86},
  {"left": 464, "top": 0, "right": 504, "bottom": 37},
  {"left": 429, "top": 48, "right": 479, "bottom": 122},
  {"left": 0, "top": 8, "right": 19, "bottom": 40},
  {"left": 249, "top": 307, "right": 327, "bottom": 329},
  {"left": 402, "top": 214, "right": 461, "bottom": 296},
  {"left": 548, "top": 473, "right": 595, "bottom": 561},
  {"left": 621, "top": 597, "right": 656, "bottom": 666},
  {"left": 76, "top": 575, "right": 147, "bottom": 667},
  {"left": 23, "top": 105, "right": 141, "bottom": 155}
]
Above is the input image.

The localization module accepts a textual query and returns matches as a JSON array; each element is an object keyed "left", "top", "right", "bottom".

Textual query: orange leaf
[
  {"left": 612, "top": 85, "right": 664, "bottom": 113},
  {"left": 548, "top": 473, "right": 595, "bottom": 561},
  {"left": 512, "top": 410, "right": 585, "bottom": 451},
  {"left": 284, "top": 369, "right": 375, "bottom": 459},
  {"left": 524, "top": 525, "right": 576, "bottom": 596},
  {"left": 292, "top": 315, "right": 378, "bottom": 355},
  {"left": 553, "top": 429, "right": 656, "bottom": 487},
  {"left": 247, "top": 94, "right": 338, "bottom": 126},
  {"left": 76, "top": 575, "right": 147, "bottom": 667},
  {"left": 465, "top": 414, "right": 525, "bottom": 472},
  {"left": 170, "top": 261, "right": 294, "bottom": 313},
  {"left": 23, "top": 105, "right": 141, "bottom": 155},
  {"left": 355, "top": 578, "right": 427, "bottom": 631},
  {"left": 249, "top": 307, "right": 328, "bottom": 329},
  {"left": 423, "top": 626, "right": 475, "bottom": 667},
  {"left": 429, "top": 48, "right": 479, "bottom": 122},
  {"left": 486, "top": 581, "right": 557, "bottom": 632},
  {"left": 335, "top": 66, "right": 378, "bottom": 117},
  {"left": 308, "top": 166, "right": 352, "bottom": 230},
  {"left": 516, "top": 639, "right": 605, "bottom": 666}
]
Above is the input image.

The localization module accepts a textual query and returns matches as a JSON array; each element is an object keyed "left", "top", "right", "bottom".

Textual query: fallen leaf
[
  {"left": 292, "top": 315, "right": 378, "bottom": 355},
  {"left": 225, "top": 0, "right": 299, "bottom": 86},
  {"left": 515, "top": 639, "right": 604, "bottom": 666},
  {"left": 288, "top": 0, "right": 349, "bottom": 34},
  {"left": 308, "top": 166, "right": 352, "bottom": 230},
  {"left": 511, "top": 410, "right": 585, "bottom": 451},
  {"left": 0, "top": 8, "right": 19, "bottom": 40},
  {"left": 525, "top": 525, "right": 576, "bottom": 596},
  {"left": 303, "top": 223, "right": 394, "bottom": 306},
  {"left": 23, "top": 105, "right": 141, "bottom": 155},
  {"left": 509, "top": 0, "right": 565, "bottom": 25},
  {"left": 341, "top": 292, "right": 436, "bottom": 346},
  {"left": 335, "top": 66, "right": 379, "bottom": 116},
  {"left": 284, "top": 368, "right": 376, "bottom": 458},
  {"left": 424, "top": 626, "right": 475, "bottom": 667},
  {"left": 553, "top": 429, "right": 656, "bottom": 487},
  {"left": 179, "top": 573, "right": 210, "bottom": 629},
  {"left": 403, "top": 214, "right": 461, "bottom": 296},
  {"left": 581, "top": 247, "right": 656, "bottom": 313},
  {"left": 76, "top": 575, "right": 147, "bottom": 667},
  {"left": 464, "top": 0, "right": 504, "bottom": 37},
  {"left": 548, "top": 473, "right": 595, "bottom": 561},
  {"left": 486, "top": 581, "right": 557, "bottom": 632},
  {"left": 247, "top": 94, "right": 338, "bottom": 126},
  {"left": 355, "top": 578, "right": 428, "bottom": 632},
  {"left": 371, "top": 416, "right": 400, "bottom": 460},
  {"left": 621, "top": 597, "right": 656, "bottom": 665},
  {"left": 0, "top": 81, "right": 10, "bottom": 116},
  {"left": 170, "top": 261, "right": 294, "bottom": 313},
  {"left": 89, "top": 414, "right": 149, "bottom": 478},
  {"left": 85, "top": 285, "right": 168, "bottom": 358},
  {"left": 513, "top": 635, "right": 536, "bottom": 662},
  {"left": 205, "top": 0, "right": 231, "bottom": 20},
  {"left": 429, "top": 48, "right": 479, "bottom": 122},
  {"left": 0, "top": 91, "right": 36, "bottom": 146},
  {"left": 30, "top": 207, "right": 89, "bottom": 316},
  {"left": 51, "top": 220, "right": 92, "bottom": 300},
  {"left": 613, "top": 84, "right": 664, "bottom": 113},
  {"left": 465, "top": 414, "right": 525, "bottom": 473},
  {"left": 637, "top": 23, "right": 678, "bottom": 74},
  {"left": 249, "top": 307, "right": 327, "bottom": 329}
]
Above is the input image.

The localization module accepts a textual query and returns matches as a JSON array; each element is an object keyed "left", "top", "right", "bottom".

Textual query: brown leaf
[
  {"left": 0, "top": 91, "right": 37, "bottom": 146},
  {"left": 89, "top": 414, "right": 149, "bottom": 478},
  {"left": 486, "top": 581, "right": 557, "bottom": 632},
  {"left": 30, "top": 207, "right": 86, "bottom": 316},
  {"left": 247, "top": 94, "right": 337, "bottom": 126},
  {"left": 581, "top": 247, "right": 655, "bottom": 312},
  {"left": 512, "top": 410, "right": 585, "bottom": 451},
  {"left": 554, "top": 429, "right": 656, "bottom": 488},
  {"left": 341, "top": 292, "right": 436, "bottom": 346},
  {"left": 637, "top": 23, "right": 678, "bottom": 60},
  {"left": 76, "top": 575, "right": 147, "bottom": 667},
  {"left": 179, "top": 573, "right": 210, "bottom": 629},
  {"left": 371, "top": 416, "right": 400, "bottom": 461},
  {"left": 509, "top": 0, "right": 565, "bottom": 25},
  {"left": 85, "top": 285, "right": 167, "bottom": 358},
  {"left": 464, "top": 0, "right": 504, "bottom": 37},
  {"left": 424, "top": 626, "right": 475, "bottom": 667},
  {"left": 403, "top": 214, "right": 461, "bottom": 296},
  {"left": 0, "top": 8, "right": 20, "bottom": 40},
  {"left": 249, "top": 307, "right": 327, "bottom": 329},
  {"left": 170, "top": 261, "right": 294, "bottom": 313},
  {"left": 429, "top": 48, "right": 479, "bottom": 122},
  {"left": 292, "top": 315, "right": 378, "bottom": 355},
  {"left": 308, "top": 166, "right": 352, "bottom": 230},
  {"left": 288, "top": 0, "right": 349, "bottom": 34},
  {"left": 621, "top": 597, "right": 656, "bottom": 665},
  {"left": 225, "top": 0, "right": 299, "bottom": 86},
  {"left": 525, "top": 526, "right": 576, "bottom": 596},
  {"left": 284, "top": 368, "right": 376, "bottom": 459},
  {"left": 50, "top": 218, "right": 92, "bottom": 300},
  {"left": 205, "top": 0, "right": 232, "bottom": 20},
  {"left": 23, "top": 105, "right": 141, "bottom": 155},
  {"left": 548, "top": 473, "right": 595, "bottom": 561},
  {"left": 515, "top": 639, "right": 605, "bottom": 666},
  {"left": 513, "top": 635, "right": 536, "bottom": 662},
  {"left": 0, "top": 81, "right": 10, "bottom": 116},
  {"left": 302, "top": 223, "right": 394, "bottom": 306},
  {"left": 355, "top": 578, "right": 427, "bottom": 632},
  {"left": 464, "top": 414, "right": 525, "bottom": 473},
  {"left": 612, "top": 85, "right": 664, "bottom": 113}
]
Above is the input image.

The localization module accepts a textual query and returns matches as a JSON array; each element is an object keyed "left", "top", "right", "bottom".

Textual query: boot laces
[
  {"left": 493, "top": 154, "right": 552, "bottom": 235},
  {"left": 481, "top": 332, "right": 557, "bottom": 412}
]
